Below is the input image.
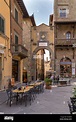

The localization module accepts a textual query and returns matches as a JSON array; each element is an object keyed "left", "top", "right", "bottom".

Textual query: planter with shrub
[
  {"left": 44, "top": 77, "right": 52, "bottom": 89},
  {"left": 72, "top": 87, "right": 76, "bottom": 98}
]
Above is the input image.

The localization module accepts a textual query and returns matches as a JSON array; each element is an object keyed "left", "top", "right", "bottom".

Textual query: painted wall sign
[{"left": 39, "top": 42, "right": 48, "bottom": 46}]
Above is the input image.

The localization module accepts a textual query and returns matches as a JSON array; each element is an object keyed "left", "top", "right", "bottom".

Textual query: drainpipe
[{"left": 9, "top": 0, "right": 12, "bottom": 78}]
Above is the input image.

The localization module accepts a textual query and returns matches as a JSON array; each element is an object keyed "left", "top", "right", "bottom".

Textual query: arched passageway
[{"left": 32, "top": 46, "right": 54, "bottom": 81}]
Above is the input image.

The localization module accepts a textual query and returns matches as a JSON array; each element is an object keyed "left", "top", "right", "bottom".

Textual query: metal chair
[
  {"left": 67, "top": 101, "right": 73, "bottom": 114},
  {"left": 6, "top": 88, "right": 18, "bottom": 107},
  {"left": 70, "top": 97, "right": 76, "bottom": 112},
  {"left": 24, "top": 89, "right": 32, "bottom": 106}
]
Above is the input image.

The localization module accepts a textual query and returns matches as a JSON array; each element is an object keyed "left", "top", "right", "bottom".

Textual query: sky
[
  {"left": 23, "top": 0, "right": 54, "bottom": 26},
  {"left": 23, "top": 0, "right": 54, "bottom": 61}
]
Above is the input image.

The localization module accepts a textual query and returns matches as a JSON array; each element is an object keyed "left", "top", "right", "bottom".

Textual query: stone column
[
  {"left": 72, "top": 59, "right": 76, "bottom": 77},
  {"left": 55, "top": 59, "right": 60, "bottom": 76}
]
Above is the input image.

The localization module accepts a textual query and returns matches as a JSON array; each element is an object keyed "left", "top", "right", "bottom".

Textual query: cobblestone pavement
[
  {"left": 0, "top": 82, "right": 75, "bottom": 114},
  {"left": 0, "top": 91, "right": 7, "bottom": 105}
]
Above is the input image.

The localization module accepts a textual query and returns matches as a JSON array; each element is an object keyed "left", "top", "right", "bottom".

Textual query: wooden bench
[{"left": 59, "top": 80, "right": 67, "bottom": 85}]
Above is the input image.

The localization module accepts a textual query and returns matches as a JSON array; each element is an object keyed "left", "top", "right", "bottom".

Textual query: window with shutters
[
  {"left": 0, "top": 16, "right": 5, "bottom": 34},
  {"left": 15, "top": 8, "right": 18, "bottom": 23},
  {"left": 15, "top": 34, "right": 18, "bottom": 51}
]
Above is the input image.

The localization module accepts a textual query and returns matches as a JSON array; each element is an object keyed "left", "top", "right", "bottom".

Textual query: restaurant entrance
[
  {"left": 12, "top": 60, "right": 19, "bottom": 82},
  {"left": 23, "top": 69, "right": 27, "bottom": 83}
]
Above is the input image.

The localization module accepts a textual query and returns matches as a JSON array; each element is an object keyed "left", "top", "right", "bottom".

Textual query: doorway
[
  {"left": 12, "top": 60, "right": 19, "bottom": 82},
  {"left": 60, "top": 57, "right": 72, "bottom": 77}
]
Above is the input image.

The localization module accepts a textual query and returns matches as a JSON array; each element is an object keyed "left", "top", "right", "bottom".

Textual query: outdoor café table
[
  {"left": 35, "top": 82, "right": 43, "bottom": 86},
  {"left": 12, "top": 86, "right": 34, "bottom": 93},
  {"left": 29, "top": 83, "right": 36, "bottom": 86},
  {"left": 12, "top": 86, "right": 34, "bottom": 104},
  {"left": 29, "top": 81, "right": 44, "bottom": 86},
  {"left": 29, "top": 81, "right": 44, "bottom": 93}
]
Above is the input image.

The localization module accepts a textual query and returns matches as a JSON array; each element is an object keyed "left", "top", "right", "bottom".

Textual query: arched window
[{"left": 66, "top": 32, "right": 71, "bottom": 40}]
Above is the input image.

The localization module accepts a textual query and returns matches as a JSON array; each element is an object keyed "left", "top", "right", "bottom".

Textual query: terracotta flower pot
[{"left": 45, "top": 84, "right": 52, "bottom": 89}]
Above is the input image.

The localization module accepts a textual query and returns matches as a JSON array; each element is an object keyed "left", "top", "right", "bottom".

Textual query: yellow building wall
[{"left": 0, "top": 0, "right": 12, "bottom": 90}]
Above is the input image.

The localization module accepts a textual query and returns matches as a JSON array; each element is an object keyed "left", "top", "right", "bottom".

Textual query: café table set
[{"left": 6, "top": 81, "right": 44, "bottom": 107}]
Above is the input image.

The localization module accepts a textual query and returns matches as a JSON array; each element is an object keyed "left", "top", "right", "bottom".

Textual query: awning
[{"left": 60, "top": 62, "right": 72, "bottom": 65}]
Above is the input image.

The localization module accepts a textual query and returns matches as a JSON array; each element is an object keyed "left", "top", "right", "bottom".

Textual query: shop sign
[
  {"left": 72, "top": 68, "right": 75, "bottom": 75},
  {"left": 72, "top": 63, "right": 75, "bottom": 67}
]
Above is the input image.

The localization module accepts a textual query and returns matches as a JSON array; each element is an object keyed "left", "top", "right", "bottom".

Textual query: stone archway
[
  {"left": 32, "top": 46, "right": 54, "bottom": 59},
  {"left": 31, "top": 46, "right": 54, "bottom": 81},
  {"left": 31, "top": 23, "right": 54, "bottom": 81}
]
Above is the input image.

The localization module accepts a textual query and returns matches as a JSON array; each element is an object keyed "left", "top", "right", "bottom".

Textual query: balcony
[
  {"left": 55, "top": 39, "right": 76, "bottom": 47},
  {"left": 11, "top": 44, "right": 28, "bottom": 59}
]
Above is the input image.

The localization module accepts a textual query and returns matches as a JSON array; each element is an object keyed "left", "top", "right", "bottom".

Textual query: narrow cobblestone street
[
  {"left": 1, "top": 1, "right": 76, "bottom": 121},
  {"left": 0, "top": 83, "right": 74, "bottom": 114}
]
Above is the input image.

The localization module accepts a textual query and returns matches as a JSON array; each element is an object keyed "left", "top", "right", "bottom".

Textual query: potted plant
[
  {"left": 44, "top": 77, "right": 52, "bottom": 89},
  {"left": 72, "top": 87, "right": 76, "bottom": 98}
]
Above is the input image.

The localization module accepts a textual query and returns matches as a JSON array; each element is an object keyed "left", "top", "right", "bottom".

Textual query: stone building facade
[
  {"left": 44, "top": 61, "right": 51, "bottom": 78},
  {"left": 36, "top": 50, "right": 44, "bottom": 80},
  {"left": 23, "top": 14, "right": 36, "bottom": 82},
  {"left": 0, "top": 0, "right": 12, "bottom": 89},
  {"left": 36, "top": 49, "right": 45, "bottom": 80},
  {"left": 10, "top": 0, "right": 28, "bottom": 83},
  {"left": 54, "top": 0, "right": 76, "bottom": 78}
]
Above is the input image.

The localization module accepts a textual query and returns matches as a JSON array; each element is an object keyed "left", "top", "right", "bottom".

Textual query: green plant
[
  {"left": 72, "top": 87, "right": 76, "bottom": 97},
  {"left": 44, "top": 77, "right": 52, "bottom": 85}
]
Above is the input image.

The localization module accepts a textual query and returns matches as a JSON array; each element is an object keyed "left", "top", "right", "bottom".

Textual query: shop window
[{"left": 60, "top": 57, "right": 72, "bottom": 77}]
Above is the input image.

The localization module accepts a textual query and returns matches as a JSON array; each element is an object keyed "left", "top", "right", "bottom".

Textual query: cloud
[{"left": 37, "top": 10, "right": 39, "bottom": 13}]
